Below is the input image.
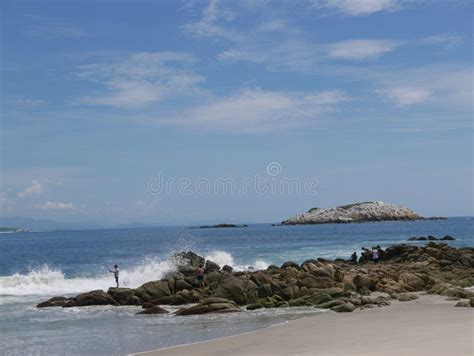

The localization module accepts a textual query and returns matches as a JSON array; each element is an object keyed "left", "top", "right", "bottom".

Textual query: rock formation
[
  {"left": 37, "top": 243, "right": 474, "bottom": 314},
  {"left": 282, "top": 201, "right": 432, "bottom": 225},
  {"left": 408, "top": 235, "right": 455, "bottom": 241}
]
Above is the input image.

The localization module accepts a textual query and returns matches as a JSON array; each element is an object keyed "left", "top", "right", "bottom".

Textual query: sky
[{"left": 1, "top": 0, "right": 473, "bottom": 225}]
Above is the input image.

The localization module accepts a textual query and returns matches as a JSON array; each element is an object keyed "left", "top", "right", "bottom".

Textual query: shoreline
[{"left": 135, "top": 293, "right": 473, "bottom": 356}]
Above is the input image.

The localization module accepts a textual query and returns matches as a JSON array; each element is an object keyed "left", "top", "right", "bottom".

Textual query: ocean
[{"left": 1, "top": 218, "right": 472, "bottom": 355}]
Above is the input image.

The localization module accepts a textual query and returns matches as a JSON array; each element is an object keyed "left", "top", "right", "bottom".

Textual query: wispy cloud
[
  {"left": 311, "top": 0, "right": 401, "bottom": 16},
  {"left": 375, "top": 64, "right": 472, "bottom": 108},
  {"left": 165, "top": 88, "right": 348, "bottom": 132},
  {"left": 377, "top": 87, "right": 432, "bottom": 106},
  {"left": 327, "top": 39, "right": 399, "bottom": 60},
  {"left": 181, "top": 0, "right": 243, "bottom": 41},
  {"left": 18, "top": 180, "right": 43, "bottom": 198},
  {"left": 420, "top": 33, "right": 463, "bottom": 48},
  {"left": 77, "top": 52, "right": 206, "bottom": 108},
  {"left": 37, "top": 201, "right": 75, "bottom": 210}
]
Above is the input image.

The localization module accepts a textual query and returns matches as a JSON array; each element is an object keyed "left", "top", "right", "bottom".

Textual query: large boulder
[
  {"left": 107, "top": 287, "right": 142, "bottom": 305},
  {"left": 281, "top": 261, "right": 300, "bottom": 269},
  {"left": 214, "top": 276, "right": 258, "bottom": 305},
  {"left": 205, "top": 260, "right": 221, "bottom": 272},
  {"left": 352, "top": 274, "right": 377, "bottom": 290},
  {"left": 298, "top": 275, "right": 334, "bottom": 289},
  {"left": 249, "top": 272, "right": 273, "bottom": 286},
  {"left": 331, "top": 302, "right": 356, "bottom": 313},
  {"left": 134, "top": 280, "right": 172, "bottom": 302},
  {"left": 175, "top": 298, "right": 241, "bottom": 315},
  {"left": 173, "top": 251, "right": 205, "bottom": 267},
  {"left": 398, "top": 272, "right": 427, "bottom": 292},
  {"left": 66, "top": 290, "right": 119, "bottom": 307}
]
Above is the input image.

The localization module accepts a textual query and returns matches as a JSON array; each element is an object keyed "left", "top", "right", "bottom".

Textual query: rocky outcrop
[
  {"left": 196, "top": 224, "right": 247, "bottom": 229},
  {"left": 37, "top": 243, "right": 474, "bottom": 315},
  {"left": 282, "top": 201, "right": 426, "bottom": 225},
  {"left": 175, "top": 298, "right": 241, "bottom": 315},
  {"left": 408, "top": 235, "right": 455, "bottom": 241}
]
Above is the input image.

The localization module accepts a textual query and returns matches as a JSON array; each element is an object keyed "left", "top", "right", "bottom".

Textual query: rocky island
[
  {"left": 37, "top": 242, "right": 474, "bottom": 315},
  {"left": 282, "top": 201, "right": 442, "bottom": 225},
  {"left": 194, "top": 224, "right": 248, "bottom": 229}
]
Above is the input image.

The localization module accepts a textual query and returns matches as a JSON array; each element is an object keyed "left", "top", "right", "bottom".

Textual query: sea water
[{"left": 1, "top": 218, "right": 472, "bottom": 355}]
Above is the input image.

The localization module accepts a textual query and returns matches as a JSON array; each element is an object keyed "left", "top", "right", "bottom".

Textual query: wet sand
[{"left": 135, "top": 294, "right": 473, "bottom": 356}]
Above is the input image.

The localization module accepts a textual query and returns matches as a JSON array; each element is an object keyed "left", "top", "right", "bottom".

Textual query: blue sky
[{"left": 1, "top": 0, "right": 473, "bottom": 225}]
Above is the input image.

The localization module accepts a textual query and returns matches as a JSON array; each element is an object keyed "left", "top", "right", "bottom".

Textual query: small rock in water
[
  {"left": 454, "top": 300, "right": 471, "bottom": 308},
  {"left": 136, "top": 306, "right": 169, "bottom": 315}
]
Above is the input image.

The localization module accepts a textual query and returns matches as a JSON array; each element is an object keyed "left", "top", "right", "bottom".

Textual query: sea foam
[{"left": 0, "top": 251, "right": 270, "bottom": 297}]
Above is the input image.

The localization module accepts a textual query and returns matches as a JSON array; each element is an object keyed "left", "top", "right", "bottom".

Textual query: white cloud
[
  {"left": 327, "top": 39, "right": 399, "bottom": 60},
  {"left": 37, "top": 201, "right": 75, "bottom": 211},
  {"left": 375, "top": 65, "right": 472, "bottom": 109},
  {"left": 378, "top": 87, "right": 432, "bottom": 106},
  {"left": 420, "top": 33, "right": 463, "bottom": 48},
  {"left": 312, "top": 0, "right": 400, "bottom": 16},
  {"left": 217, "top": 38, "right": 321, "bottom": 71},
  {"left": 168, "top": 88, "right": 348, "bottom": 132},
  {"left": 182, "top": 0, "right": 242, "bottom": 41},
  {"left": 78, "top": 52, "right": 206, "bottom": 108},
  {"left": 18, "top": 180, "right": 43, "bottom": 198}
]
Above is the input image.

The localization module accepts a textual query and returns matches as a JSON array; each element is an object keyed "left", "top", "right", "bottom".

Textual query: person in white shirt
[
  {"left": 109, "top": 264, "right": 119, "bottom": 288},
  {"left": 372, "top": 248, "right": 379, "bottom": 263}
]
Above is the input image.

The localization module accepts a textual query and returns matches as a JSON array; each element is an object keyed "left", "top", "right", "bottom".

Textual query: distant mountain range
[{"left": 0, "top": 217, "right": 151, "bottom": 232}]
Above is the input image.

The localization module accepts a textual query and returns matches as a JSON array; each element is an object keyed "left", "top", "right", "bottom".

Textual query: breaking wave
[{"left": 0, "top": 251, "right": 270, "bottom": 297}]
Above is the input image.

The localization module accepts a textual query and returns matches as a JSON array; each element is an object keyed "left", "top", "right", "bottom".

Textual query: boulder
[
  {"left": 396, "top": 293, "right": 419, "bottom": 302},
  {"left": 66, "top": 290, "right": 118, "bottom": 307},
  {"left": 315, "top": 299, "right": 345, "bottom": 309},
  {"left": 175, "top": 300, "right": 241, "bottom": 315},
  {"left": 398, "top": 272, "right": 426, "bottom": 291},
  {"left": 214, "top": 276, "right": 258, "bottom": 305},
  {"left": 205, "top": 260, "right": 221, "bottom": 272},
  {"left": 107, "top": 287, "right": 142, "bottom": 305},
  {"left": 136, "top": 306, "right": 169, "bottom": 315},
  {"left": 173, "top": 251, "right": 205, "bottom": 267},
  {"left": 281, "top": 261, "right": 300, "bottom": 269},
  {"left": 134, "top": 280, "right": 172, "bottom": 302},
  {"left": 222, "top": 265, "right": 233, "bottom": 273},
  {"left": 352, "top": 274, "right": 377, "bottom": 290},
  {"left": 298, "top": 275, "right": 334, "bottom": 289},
  {"left": 305, "top": 293, "right": 332, "bottom": 305},
  {"left": 250, "top": 272, "right": 273, "bottom": 286},
  {"left": 331, "top": 302, "right": 356, "bottom": 313},
  {"left": 454, "top": 300, "right": 470, "bottom": 307},
  {"left": 246, "top": 303, "right": 263, "bottom": 310},
  {"left": 37, "top": 296, "right": 70, "bottom": 308}
]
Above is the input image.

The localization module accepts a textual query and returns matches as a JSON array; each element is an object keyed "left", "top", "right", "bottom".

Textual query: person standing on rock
[
  {"left": 350, "top": 252, "right": 358, "bottom": 264},
  {"left": 109, "top": 264, "right": 120, "bottom": 288},
  {"left": 372, "top": 248, "right": 380, "bottom": 263},
  {"left": 195, "top": 264, "right": 205, "bottom": 287}
]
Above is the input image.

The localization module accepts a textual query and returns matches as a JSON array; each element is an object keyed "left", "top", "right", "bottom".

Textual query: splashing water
[
  {"left": 0, "top": 257, "right": 176, "bottom": 297},
  {"left": 0, "top": 251, "right": 270, "bottom": 297}
]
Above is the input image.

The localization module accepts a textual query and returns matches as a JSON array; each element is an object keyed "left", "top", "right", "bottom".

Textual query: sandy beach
[{"left": 136, "top": 294, "right": 473, "bottom": 356}]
